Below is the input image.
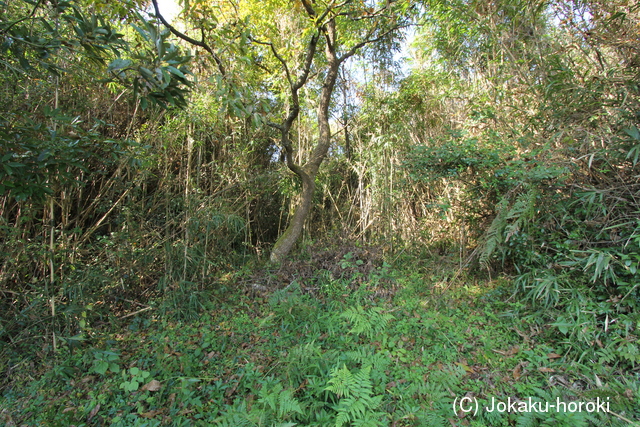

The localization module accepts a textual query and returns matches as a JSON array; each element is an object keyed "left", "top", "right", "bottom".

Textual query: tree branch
[
  {"left": 0, "top": 0, "right": 43, "bottom": 36},
  {"left": 267, "top": 121, "right": 284, "bottom": 131},
  {"left": 293, "top": 31, "right": 320, "bottom": 90},
  {"left": 339, "top": 23, "right": 409, "bottom": 63},
  {"left": 150, "top": 0, "right": 226, "bottom": 76},
  {"left": 249, "top": 36, "right": 293, "bottom": 87},
  {"left": 299, "top": 0, "right": 317, "bottom": 17}
]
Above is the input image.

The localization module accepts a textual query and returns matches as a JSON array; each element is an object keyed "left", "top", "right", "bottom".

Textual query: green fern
[
  {"left": 351, "top": 411, "right": 387, "bottom": 427},
  {"left": 326, "top": 364, "right": 356, "bottom": 399},
  {"left": 278, "top": 388, "right": 304, "bottom": 419},
  {"left": 258, "top": 378, "right": 304, "bottom": 420},
  {"left": 342, "top": 347, "right": 390, "bottom": 383},
  {"left": 479, "top": 187, "right": 538, "bottom": 268},
  {"left": 428, "top": 364, "right": 465, "bottom": 392},
  {"left": 343, "top": 347, "right": 376, "bottom": 365},
  {"left": 515, "top": 409, "right": 537, "bottom": 427},
  {"left": 421, "top": 412, "right": 448, "bottom": 427},
  {"left": 479, "top": 198, "right": 510, "bottom": 268},
  {"left": 417, "top": 380, "right": 449, "bottom": 406},
  {"left": 482, "top": 406, "right": 506, "bottom": 427},
  {"left": 213, "top": 400, "right": 256, "bottom": 427},
  {"left": 340, "top": 306, "right": 395, "bottom": 340},
  {"left": 326, "top": 365, "right": 386, "bottom": 427}
]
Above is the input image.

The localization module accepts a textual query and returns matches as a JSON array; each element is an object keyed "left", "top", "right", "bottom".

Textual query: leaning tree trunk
[
  {"left": 268, "top": 6, "right": 401, "bottom": 262},
  {"left": 270, "top": 168, "right": 315, "bottom": 263},
  {"left": 269, "top": 21, "right": 341, "bottom": 263}
]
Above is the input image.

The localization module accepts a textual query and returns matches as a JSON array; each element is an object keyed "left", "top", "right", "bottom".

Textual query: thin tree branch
[
  {"left": 150, "top": 0, "right": 226, "bottom": 76},
  {"left": 267, "top": 122, "right": 284, "bottom": 131},
  {"left": 293, "top": 31, "right": 320, "bottom": 90},
  {"left": 339, "top": 23, "right": 410, "bottom": 63},
  {"left": 0, "top": 0, "right": 44, "bottom": 36},
  {"left": 120, "top": 306, "right": 153, "bottom": 319},
  {"left": 249, "top": 36, "right": 293, "bottom": 87},
  {"left": 299, "top": 0, "right": 317, "bottom": 17},
  {"left": 77, "top": 186, "right": 133, "bottom": 246}
]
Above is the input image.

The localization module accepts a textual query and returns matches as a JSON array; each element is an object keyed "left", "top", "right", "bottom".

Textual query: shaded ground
[{"left": 1, "top": 259, "right": 638, "bottom": 426}]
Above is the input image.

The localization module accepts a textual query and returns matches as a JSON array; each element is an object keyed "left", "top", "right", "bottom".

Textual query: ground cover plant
[{"left": 1, "top": 253, "right": 638, "bottom": 426}]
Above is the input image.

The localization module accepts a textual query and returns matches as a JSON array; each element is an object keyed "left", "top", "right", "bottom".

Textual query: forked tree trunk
[
  {"left": 268, "top": 7, "right": 400, "bottom": 262},
  {"left": 269, "top": 23, "right": 341, "bottom": 263}
]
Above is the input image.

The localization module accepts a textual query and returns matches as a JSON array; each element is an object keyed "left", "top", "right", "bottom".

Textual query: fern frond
[
  {"left": 326, "top": 364, "right": 357, "bottom": 398},
  {"left": 278, "top": 388, "right": 304, "bottom": 418},
  {"left": 258, "top": 379, "right": 282, "bottom": 412},
  {"left": 479, "top": 198, "right": 510, "bottom": 268},
  {"left": 350, "top": 408, "right": 386, "bottom": 427},
  {"left": 422, "top": 412, "right": 447, "bottom": 427},
  {"left": 340, "top": 306, "right": 395, "bottom": 340},
  {"left": 327, "top": 364, "right": 385, "bottom": 427},
  {"left": 479, "top": 187, "right": 538, "bottom": 268}
]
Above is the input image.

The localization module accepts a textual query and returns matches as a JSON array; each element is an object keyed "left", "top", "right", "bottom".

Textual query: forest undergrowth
[{"left": 1, "top": 248, "right": 638, "bottom": 427}]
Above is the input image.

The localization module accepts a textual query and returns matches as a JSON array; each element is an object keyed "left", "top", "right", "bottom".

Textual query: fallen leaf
[
  {"left": 513, "top": 364, "right": 522, "bottom": 379},
  {"left": 547, "top": 353, "right": 562, "bottom": 359},
  {"left": 81, "top": 376, "right": 96, "bottom": 383},
  {"left": 538, "top": 367, "right": 555, "bottom": 373},
  {"left": 140, "top": 410, "right": 162, "bottom": 418},
  {"left": 513, "top": 327, "right": 530, "bottom": 341},
  {"left": 142, "top": 379, "right": 161, "bottom": 392},
  {"left": 493, "top": 346, "right": 519, "bottom": 357},
  {"left": 456, "top": 362, "right": 475, "bottom": 374},
  {"left": 595, "top": 374, "right": 603, "bottom": 387},
  {"left": 87, "top": 404, "right": 100, "bottom": 421},
  {"left": 549, "top": 375, "right": 571, "bottom": 387}
]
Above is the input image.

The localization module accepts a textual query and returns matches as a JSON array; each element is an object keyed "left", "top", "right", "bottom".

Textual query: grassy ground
[{"left": 1, "top": 257, "right": 638, "bottom": 426}]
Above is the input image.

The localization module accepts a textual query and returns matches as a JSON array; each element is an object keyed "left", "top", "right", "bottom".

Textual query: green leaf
[
  {"left": 551, "top": 317, "right": 572, "bottom": 335},
  {"left": 166, "top": 65, "right": 186, "bottom": 79},
  {"left": 94, "top": 361, "right": 109, "bottom": 375},
  {"left": 139, "top": 67, "right": 154, "bottom": 81},
  {"left": 108, "top": 58, "right": 132, "bottom": 71}
]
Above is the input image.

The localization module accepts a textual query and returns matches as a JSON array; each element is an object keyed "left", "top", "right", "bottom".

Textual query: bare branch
[
  {"left": 316, "top": 0, "right": 350, "bottom": 26},
  {"left": 267, "top": 121, "right": 284, "bottom": 131},
  {"left": 249, "top": 36, "right": 293, "bottom": 87},
  {"left": 339, "top": 22, "right": 409, "bottom": 63},
  {"left": 299, "top": 0, "right": 317, "bottom": 17},
  {"left": 293, "top": 31, "right": 320, "bottom": 90},
  {"left": 150, "top": 0, "right": 226, "bottom": 76}
]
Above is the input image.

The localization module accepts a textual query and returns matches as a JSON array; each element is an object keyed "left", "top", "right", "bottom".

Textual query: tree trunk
[
  {"left": 269, "top": 24, "right": 341, "bottom": 263},
  {"left": 268, "top": 8, "right": 399, "bottom": 262},
  {"left": 270, "top": 168, "right": 315, "bottom": 263}
]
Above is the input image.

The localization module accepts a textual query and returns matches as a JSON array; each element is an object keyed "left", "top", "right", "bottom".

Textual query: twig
[
  {"left": 119, "top": 306, "right": 153, "bottom": 319},
  {"left": 77, "top": 186, "right": 132, "bottom": 246},
  {"left": 608, "top": 410, "right": 640, "bottom": 426},
  {"left": 150, "top": 0, "right": 226, "bottom": 76},
  {"left": 0, "top": 0, "right": 44, "bottom": 36}
]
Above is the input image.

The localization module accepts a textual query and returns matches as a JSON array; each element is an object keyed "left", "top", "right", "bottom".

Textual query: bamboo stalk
[{"left": 49, "top": 196, "right": 56, "bottom": 352}]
